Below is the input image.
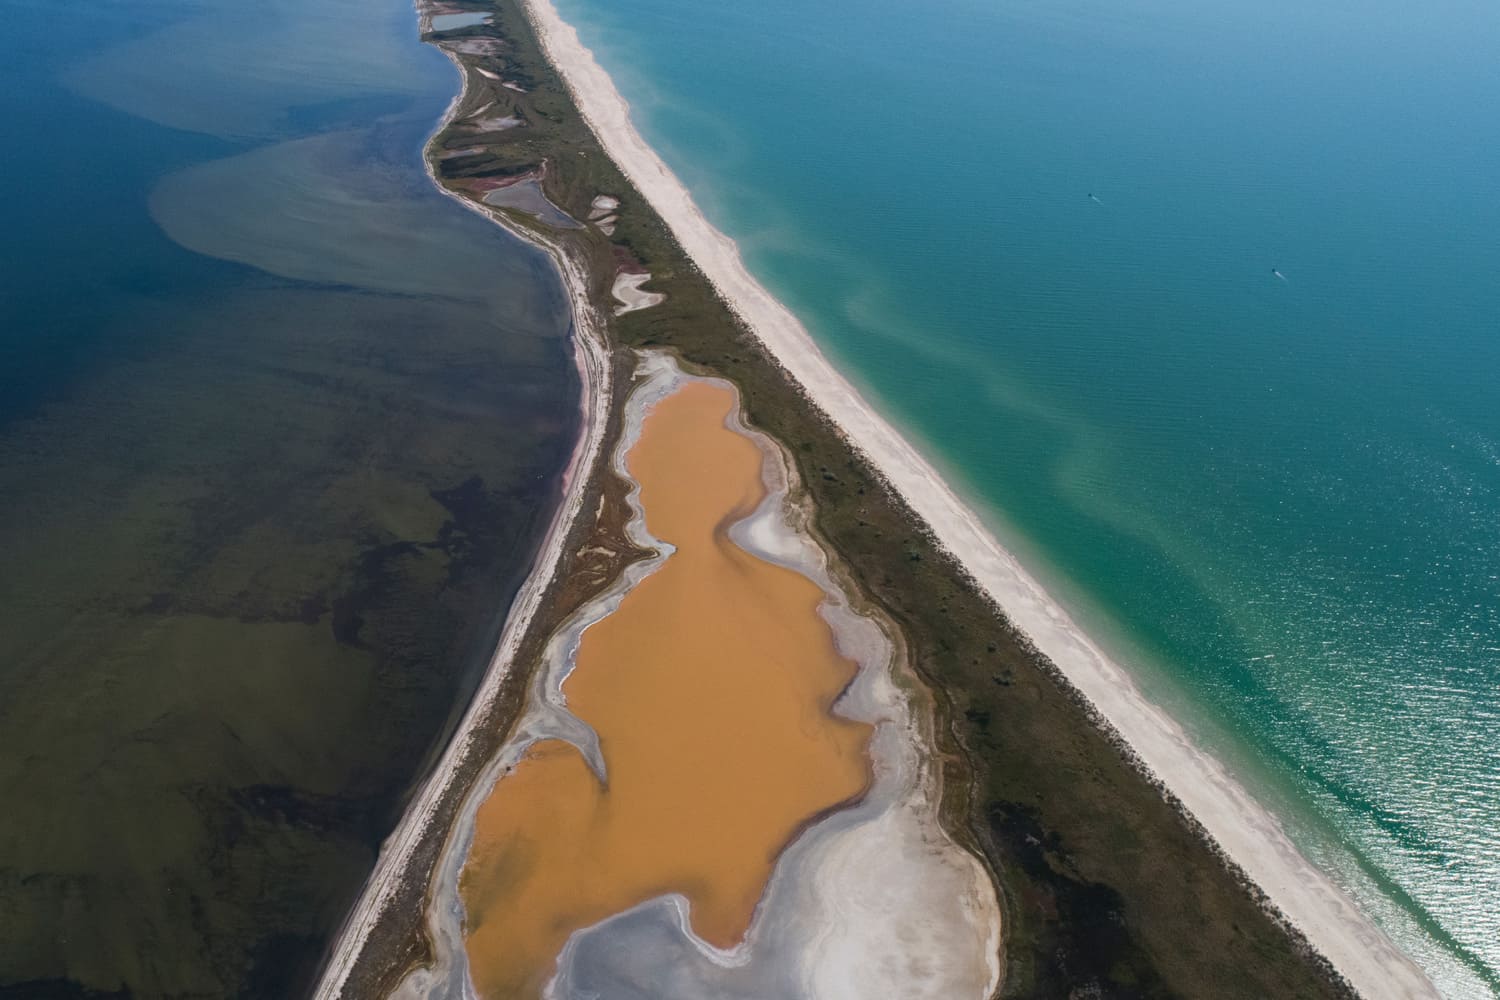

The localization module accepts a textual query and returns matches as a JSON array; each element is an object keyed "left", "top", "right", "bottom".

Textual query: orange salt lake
[{"left": 459, "top": 380, "right": 873, "bottom": 999}]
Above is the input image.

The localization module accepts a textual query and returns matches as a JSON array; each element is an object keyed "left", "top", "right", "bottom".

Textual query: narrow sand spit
[
  {"left": 388, "top": 354, "right": 1001, "bottom": 1000},
  {"left": 517, "top": 1, "right": 1439, "bottom": 996}
]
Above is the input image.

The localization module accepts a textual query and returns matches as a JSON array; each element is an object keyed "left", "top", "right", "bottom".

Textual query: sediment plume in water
[{"left": 459, "top": 380, "right": 874, "bottom": 998}]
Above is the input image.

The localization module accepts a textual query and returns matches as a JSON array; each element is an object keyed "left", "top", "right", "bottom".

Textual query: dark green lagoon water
[
  {"left": 550, "top": 0, "right": 1500, "bottom": 993},
  {"left": 0, "top": 0, "right": 577, "bottom": 994}
]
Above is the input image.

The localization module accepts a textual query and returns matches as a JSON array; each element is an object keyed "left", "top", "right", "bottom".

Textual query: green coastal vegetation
[{"left": 418, "top": 3, "right": 1358, "bottom": 996}]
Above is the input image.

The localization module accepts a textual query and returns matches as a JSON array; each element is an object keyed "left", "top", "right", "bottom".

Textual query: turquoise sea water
[{"left": 548, "top": 0, "right": 1500, "bottom": 993}]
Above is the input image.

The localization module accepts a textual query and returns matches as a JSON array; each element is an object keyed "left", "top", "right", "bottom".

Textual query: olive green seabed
[
  {"left": 0, "top": 1, "right": 579, "bottom": 996},
  {"left": 0, "top": 275, "right": 577, "bottom": 995}
]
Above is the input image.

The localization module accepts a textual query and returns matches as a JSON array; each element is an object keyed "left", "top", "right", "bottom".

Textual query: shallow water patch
[{"left": 482, "top": 177, "right": 582, "bottom": 229}]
